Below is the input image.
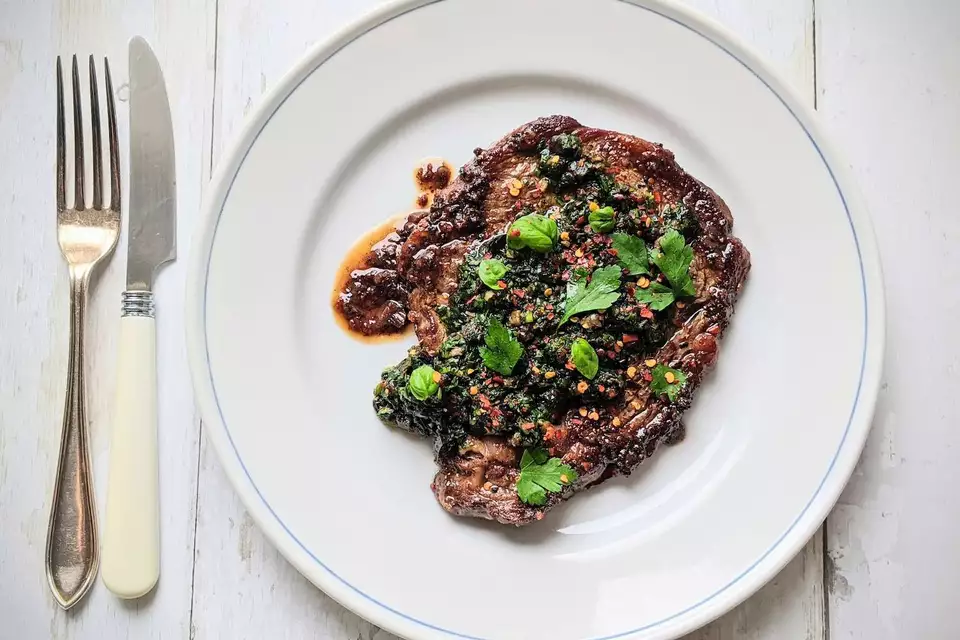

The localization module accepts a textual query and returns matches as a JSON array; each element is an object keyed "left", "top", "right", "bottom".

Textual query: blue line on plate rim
[{"left": 202, "top": 2, "right": 869, "bottom": 638}]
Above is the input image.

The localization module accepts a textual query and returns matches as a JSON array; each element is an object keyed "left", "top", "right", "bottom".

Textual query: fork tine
[
  {"left": 56, "top": 57, "right": 66, "bottom": 212},
  {"left": 104, "top": 57, "right": 120, "bottom": 212},
  {"left": 71, "top": 55, "right": 84, "bottom": 209},
  {"left": 88, "top": 56, "right": 103, "bottom": 210}
]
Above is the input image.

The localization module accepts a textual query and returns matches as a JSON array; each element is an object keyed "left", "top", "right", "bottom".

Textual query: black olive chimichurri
[{"left": 374, "top": 133, "right": 697, "bottom": 455}]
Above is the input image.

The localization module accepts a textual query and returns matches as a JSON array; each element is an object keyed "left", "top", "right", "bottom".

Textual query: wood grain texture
[
  {"left": 191, "top": 2, "right": 823, "bottom": 639},
  {"left": 0, "top": 0, "right": 215, "bottom": 637},
  {"left": 817, "top": 1, "right": 960, "bottom": 638}
]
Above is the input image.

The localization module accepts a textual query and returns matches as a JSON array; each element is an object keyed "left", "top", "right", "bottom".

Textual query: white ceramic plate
[{"left": 186, "top": 0, "right": 884, "bottom": 638}]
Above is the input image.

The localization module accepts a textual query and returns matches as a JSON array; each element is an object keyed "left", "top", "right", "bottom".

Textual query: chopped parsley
[
  {"left": 650, "top": 364, "right": 687, "bottom": 402},
  {"left": 559, "top": 264, "right": 622, "bottom": 325},
  {"left": 570, "top": 338, "right": 599, "bottom": 379},
  {"left": 479, "top": 318, "right": 523, "bottom": 375},
  {"left": 408, "top": 365, "right": 441, "bottom": 401},
  {"left": 651, "top": 230, "right": 695, "bottom": 297},
  {"left": 507, "top": 213, "right": 558, "bottom": 253},
  {"left": 516, "top": 448, "right": 578, "bottom": 505},
  {"left": 611, "top": 232, "right": 649, "bottom": 275},
  {"left": 635, "top": 281, "right": 675, "bottom": 311},
  {"left": 477, "top": 259, "right": 508, "bottom": 290}
]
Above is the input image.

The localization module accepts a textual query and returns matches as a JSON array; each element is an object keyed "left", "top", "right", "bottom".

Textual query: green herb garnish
[
  {"left": 480, "top": 318, "right": 524, "bottom": 375},
  {"left": 635, "top": 281, "right": 675, "bottom": 311},
  {"left": 611, "top": 232, "right": 650, "bottom": 275},
  {"left": 477, "top": 259, "right": 508, "bottom": 290},
  {"left": 588, "top": 206, "right": 616, "bottom": 233},
  {"left": 408, "top": 365, "right": 441, "bottom": 401},
  {"left": 516, "top": 448, "right": 578, "bottom": 505},
  {"left": 570, "top": 338, "right": 599, "bottom": 379},
  {"left": 507, "top": 213, "right": 558, "bottom": 253},
  {"left": 651, "top": 229, "right": 695, "bottom": 297},
  {"left": 650, "top": 364, "right": 687, "bottom": 402},
  {"left": 559, "top": 265, "right": 622, "bottom": 325}
]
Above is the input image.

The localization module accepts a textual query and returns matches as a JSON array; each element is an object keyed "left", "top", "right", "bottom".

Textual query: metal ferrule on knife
[{"left": 120, "top": 290, "right": 155, "bottom": 317}]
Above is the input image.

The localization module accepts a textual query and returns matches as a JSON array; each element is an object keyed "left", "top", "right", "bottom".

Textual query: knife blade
[
  {"left": 101, "top": 36, "right": 175, "bottom": 601},
  {"left": 126, "top": 36, "right": 176, "bottom": 291}
]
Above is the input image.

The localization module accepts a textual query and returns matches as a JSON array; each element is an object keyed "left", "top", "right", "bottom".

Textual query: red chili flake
[
  {"left": 547, "top": 312, "right": 555, "bottom": 320},
  {"left": 607, "top": 248, "right": 619, "bottom": 257},
  {"left": 478, "top": 394, "right": 492, "bottom": 409},
  {"left": 654, "top": 191, "right": 662, "bottom": 204},
  {"left": 582, "top": 461, "right": 593, "bottom": 471},
  {"left": 512, "top": 289, "right": 526, "bottom": 298},
  {"left": 622, "top": 334, "right": 639, "bottom": 343},
  {"left": 520, "top": 422, "right": 535, "bottom": 431},
  {"left": 640, "top": 306, "right": 654, "bottom": 319},
  {"left": 597, "top": 384, "right": 606, "bottom": 392},
  {"left": 545, "top": 303, "right": 554, "bottom": 311},
  {"left": 514, "top": 201, "right": 524, "bottom": 210},
  {"left": 642, "top": 370, "right": 653, "bottom": 382},
  {"left": 561, "top": 271, "right": 571, "bottom": 281},
  {"left": 564, "top": 361, "right": 576, "bottom": 370},
  {"left": 496, "top": 280, "right": 507, "bottom": 289},
  {"left": 509, "top": 229, "right": 521, "bottom": 237},
  {"left": 484, "top": 252, "right": 492, "bottom": 259},
  {"left": 707, "top": 324, "right": 721, "bottom": 336}
]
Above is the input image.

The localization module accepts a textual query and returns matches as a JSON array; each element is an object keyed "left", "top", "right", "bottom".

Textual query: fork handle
[
  {"left": 101, "top": 291, "right": 160, "bottom": 599},
  {"left": 46, "top": 268, "right": 99, "bottom": 609}
]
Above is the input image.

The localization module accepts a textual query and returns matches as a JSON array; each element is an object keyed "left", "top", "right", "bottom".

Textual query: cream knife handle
[{"left": 102, "top": 291, "right": 160, "bottom": 598}]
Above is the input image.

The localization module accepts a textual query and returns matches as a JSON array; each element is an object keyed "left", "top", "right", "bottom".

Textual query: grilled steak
[{"left": 371, "top": 116, "right": 750, "bottom": 525}]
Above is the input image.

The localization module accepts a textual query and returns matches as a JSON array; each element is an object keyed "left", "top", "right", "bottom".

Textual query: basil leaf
[
  {"left": 611, "top": 232, "right": 650, "bottom": 275},
  {"left": 635, "top": 281, "right": 675, "bottom": 311},
  {"left": 477, "top": 259, "right": 508, "bottom": 290},
  {"left": 516, "top": 448, "right": 578, "bottom": 505},
  {"left": 570, "top": 338, "right": 599, "bottom": 379},
  {"left": 408, "top": 364, "right": 441, "bottom": 401},
  {"left": 650, "top": 364, "right": 688, "bottom": 402},
  {"left": 559, "top": 265, "right": 622, "bottom": 325},
  {"left": 651, "top": 229, "right": 695, "bottom": 297},
  {"left": 588, "top": 206, "right": 616, "bottom": 233},
  {"left": 479, "top": 318, "right": 524, "bottom": 375},
  {"left": 507, "top": 213, "right": 558, "bottom": 253}
]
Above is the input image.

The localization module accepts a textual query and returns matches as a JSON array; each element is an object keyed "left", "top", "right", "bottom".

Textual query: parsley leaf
[
  {"left": 635, "top": 281, "right": 675, "bottom": 311},
  {"left": 516, "top": 448, "right": 578, "bottom": 505},
  {"left": 588, "top": 206, "right": 616, "bottom": 233},
  {"left": 408, "top": 365, "right": 441, "bottom": 401},
  {"left": 477, "top": 259, "right": 508, "bottom": 290},
  {"left": 611, "top": 232, "right": 649, "bottom": 275},
  {"left": 651, "top": 230, "right": 695, "bottom": 297},
  {"left": 480, "top": 318, "right": 524, "bottom": 375},
  {"left": 559, "top": 265, "right": 622, "bottom": 325},
  {"left": 650, "top": 364, "right": 688, "bottom": 402},
  {"left": 570, "top": 338, "right": 599, "bottom": 379},
  {"left": 507, "top": 213, "right": 558, "bottom": 253}
]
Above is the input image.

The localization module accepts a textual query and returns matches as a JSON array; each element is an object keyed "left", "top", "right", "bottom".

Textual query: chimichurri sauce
[{"left": 374, "top": 133, "right": 696, "bottom": 455}]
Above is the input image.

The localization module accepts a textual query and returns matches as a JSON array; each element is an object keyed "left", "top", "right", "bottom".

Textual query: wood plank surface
[{"left": 817, "top": 1, "right": 960, "bottom": 638}]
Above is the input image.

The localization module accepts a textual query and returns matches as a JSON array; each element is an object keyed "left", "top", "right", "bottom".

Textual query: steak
[{"left": 376, "top": 116, "right": 750, "bottom": 525}]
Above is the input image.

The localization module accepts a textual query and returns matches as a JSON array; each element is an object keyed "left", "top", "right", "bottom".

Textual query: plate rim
[{"left": 185, "top": 0, "right": 886, "bottom": 638}]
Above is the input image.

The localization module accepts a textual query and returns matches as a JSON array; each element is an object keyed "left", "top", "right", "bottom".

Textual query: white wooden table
[{"left": 1, "top": 1, "right": 956, "bottom": 638}]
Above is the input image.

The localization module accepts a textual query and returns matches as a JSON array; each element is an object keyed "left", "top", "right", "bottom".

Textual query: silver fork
[{"left": 46, "top": 54, "right": 121, "bottom": 610}]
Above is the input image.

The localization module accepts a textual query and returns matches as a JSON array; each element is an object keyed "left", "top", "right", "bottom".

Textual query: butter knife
[{"left": 101, "top": 37, "right": 176, "bottom": 599}]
